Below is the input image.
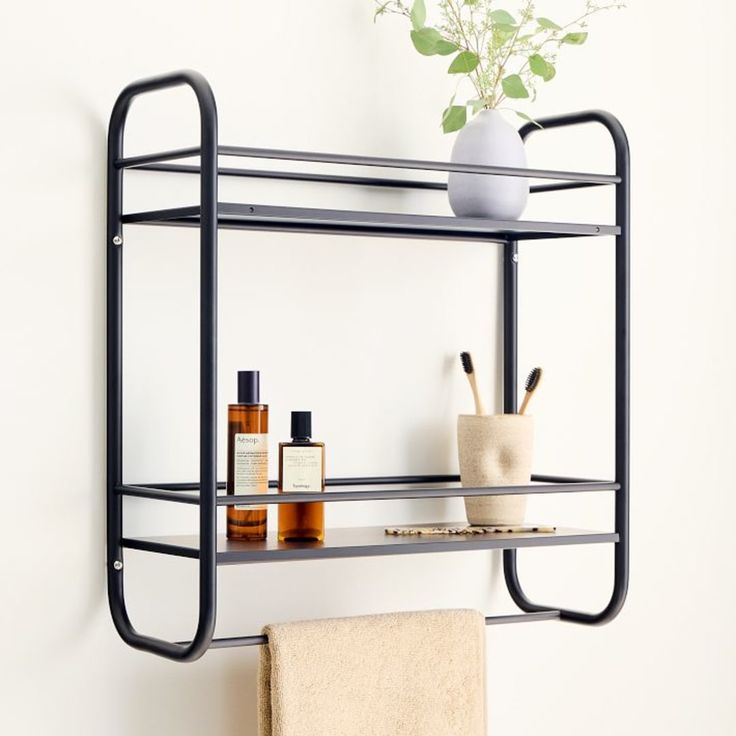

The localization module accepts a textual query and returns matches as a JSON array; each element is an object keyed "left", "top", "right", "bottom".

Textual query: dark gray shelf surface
[
  {"left": 122, "top": 524, "right": 619, "bottom": 564},
  {"left": 121, "top": 202, "right": 620, "bottom": 242}
]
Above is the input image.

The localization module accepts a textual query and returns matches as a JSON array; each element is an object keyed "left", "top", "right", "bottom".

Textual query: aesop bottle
[
  {"left": 227, "top": 371, "right": 268, "bottom": 540},
  {"left": 278, "top": 411, "right": 325, "bottom": 542}
]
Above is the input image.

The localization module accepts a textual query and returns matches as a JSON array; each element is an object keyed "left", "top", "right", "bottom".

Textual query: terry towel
[{"left": 258, "top": 609, "right": 486, "bottom": 736}]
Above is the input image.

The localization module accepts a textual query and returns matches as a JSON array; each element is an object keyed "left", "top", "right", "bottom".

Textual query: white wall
[{"left": 1, "top": 1, "right": 734, "bottom": 734}]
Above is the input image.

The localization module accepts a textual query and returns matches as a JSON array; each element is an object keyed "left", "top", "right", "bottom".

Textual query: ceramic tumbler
[{"left": 457, "top": 414, "right": 533, "bottom": 525}]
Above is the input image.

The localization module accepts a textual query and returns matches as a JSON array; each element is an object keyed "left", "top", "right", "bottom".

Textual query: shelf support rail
[
  {"left": 118, "top": 143, "right": 620, "bottom": 195},
  {"left": 115, "top": 475, "right": 619, "bottom": 506},
  {"left": 502, "top": 110, "right": 630, "bottom": 625},
  {"left": 107, "top": 69, "right": 219, "bottom": 661}
]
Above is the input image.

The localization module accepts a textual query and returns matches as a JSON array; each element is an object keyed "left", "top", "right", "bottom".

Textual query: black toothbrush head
[
  {"left": 525, "top": 367, "right": 542, "bottom": 392},
  {"left": 460, "top": 351, "right": 474, "bottom": 374}
]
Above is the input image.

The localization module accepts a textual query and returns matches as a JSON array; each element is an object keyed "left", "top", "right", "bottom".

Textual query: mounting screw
[
  {"left": 113, "top": 560, "right": 123, "bottom": 571},
  {"left": 112, "top": 235, "right": 123, "bottom": 246},
  {"left": 511, "top": 253, "right": 519, "bottom": 263}
]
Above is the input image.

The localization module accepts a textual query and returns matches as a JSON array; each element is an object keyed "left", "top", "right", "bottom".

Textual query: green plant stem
[
  {"left": 491, "top": 0, "right": 533, "bottom": 107},
  {"left": 496, "top": 2, "right": 622, "bottom": 107},
  {"left": 444, "top": 0, "right": 484, "bottom": 100}
]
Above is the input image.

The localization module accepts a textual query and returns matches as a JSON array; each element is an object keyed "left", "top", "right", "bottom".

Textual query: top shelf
[{"left": 118, "top": 144, "right": 621, "bottom": 243}]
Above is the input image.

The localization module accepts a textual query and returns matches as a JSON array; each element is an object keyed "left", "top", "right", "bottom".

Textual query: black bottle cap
[
  {"left": 291, "top": 411, "right": 312, "bottom": 440},
  {"left": 237, "top": 371, "right": 260, "bottom": 404}
]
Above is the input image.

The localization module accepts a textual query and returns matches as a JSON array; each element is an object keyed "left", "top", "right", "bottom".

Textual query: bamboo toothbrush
[
  {"left": 519, "top": 367, "right": 543, "bottom": 415},
  {"left": 460, "top": 351, "right": 486, "bottom": 416}
]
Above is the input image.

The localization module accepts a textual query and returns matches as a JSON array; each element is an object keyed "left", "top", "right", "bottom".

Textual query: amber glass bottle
[
  {"left": 278, "top": 411, "right": 325, "bottom": 542},
  {"left": 227, "top": 371, "right": 268, "bottom": 540}
]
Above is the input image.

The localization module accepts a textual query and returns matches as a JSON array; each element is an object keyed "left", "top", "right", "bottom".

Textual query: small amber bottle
[
  {"left": 226, "top": 371, "right": 268, "bottom": 540},
  {"left": 278, "top": 411, "right": 325, "bottom": 542}
]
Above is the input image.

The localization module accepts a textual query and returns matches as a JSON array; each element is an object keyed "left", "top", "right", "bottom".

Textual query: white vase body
[
  {"left": 448, "top": 109, "right": 529, "bottom": 220},
  {"left": 457, "top": 414, "right": 533, "bottom": 525}
]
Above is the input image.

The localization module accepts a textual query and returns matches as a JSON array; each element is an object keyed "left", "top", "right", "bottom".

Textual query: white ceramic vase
[
  {"left": 457, "top": 414, "right": 533, "bottom": 526},
  {"left": 448, "top": 109, "right": 529, "bottom": 220}
]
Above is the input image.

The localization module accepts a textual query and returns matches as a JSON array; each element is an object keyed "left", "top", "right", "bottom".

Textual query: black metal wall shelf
[{"left": 107, "top": 70, "right": 630, "bottom": 662}]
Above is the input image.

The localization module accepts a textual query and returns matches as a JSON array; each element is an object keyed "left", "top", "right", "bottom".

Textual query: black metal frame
[
  {"left": 107, "top": 70, "right": 629, "bottom": 661},
  {"left": 502, "top": 112, "right": 630, "bottom": 625}
]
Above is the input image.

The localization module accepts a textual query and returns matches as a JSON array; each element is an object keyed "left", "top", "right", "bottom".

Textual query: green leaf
[
  {"left": 436, "top": 38, "right": 459, "bottom": 55},
  {"left": 494, "top": 22, "right": 517, "bottom": 32},
  {"left": 514, "top": 110, "right": 543, "bottom": 129},
  {"left": 469, "top": 98, "right": 486, "bottom": 114},
  {"left": 442, "top": 105, "right": 467, "bottom": 133},
  {"left": 562, "top": 31, "right": 588, "bottom": 44},
  {"left": 464, "top": 0, "right": 480, "bottom": 5},
  {"left": 410, "top": 0, "right": 426, "bottom": 31},
  {"left": 529, "top": 53, "right": 555, "bottom": 81},
  {"left": 448, "top": 50, "right": 480, "bottom": 74},
  {"left": 501, "top": 74, "right": 529, "bottom": 99},
  {"left": 410, "top": 27, "right": 444, "bottom": 55},
  {"left": 490, "top": 9, "right": 516, "bottom": 25},
  {"left": 492, "top": 27, "right": 515, "bottom": 47},
  {"left": 528, "top": 53, "right": 546, "bottom": 76},
  {"left": 536, "top": 17, "right": 562, "bottom": 31}
]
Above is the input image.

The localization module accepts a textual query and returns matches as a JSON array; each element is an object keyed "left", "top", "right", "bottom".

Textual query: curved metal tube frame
[
  {"left": 107, "top": 70, "right": 218, "bottom": 661},
  {"left": 502, "top": 111, "right": 630, "bottom": 624}
]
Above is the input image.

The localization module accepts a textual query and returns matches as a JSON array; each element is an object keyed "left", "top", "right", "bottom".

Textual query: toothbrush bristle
[
  {"left": 460, "top": 352, "right": 474, "bottom": 374},
  {"left": 525, "top": 367, "right": 542, "bottom": 392}
]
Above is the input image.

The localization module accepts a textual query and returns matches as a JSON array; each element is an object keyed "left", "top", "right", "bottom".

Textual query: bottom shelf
[{"left": 123, "top": 524, "right": 618, "bottom": 564}]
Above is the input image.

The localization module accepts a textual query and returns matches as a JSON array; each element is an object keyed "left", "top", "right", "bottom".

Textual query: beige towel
[{"left": 258, "top": 609, "right": 486, "bottom": 736}]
